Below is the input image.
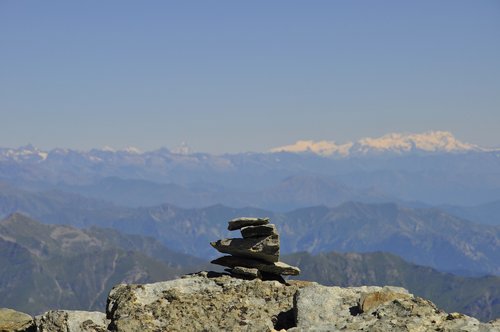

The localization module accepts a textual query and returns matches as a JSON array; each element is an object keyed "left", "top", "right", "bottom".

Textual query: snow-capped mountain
[
  {"left": 0, "top": 144, "right": 49, "bottom": 162},
  {"left": 269, "top": 140, "right": 354, "bottom": 157},
  {"left": 1, "top": 131, "right": 500, "bottom": 206},
  {"left": 0, "top": 131, "right": 490, "bottom": 164},
  {"left": 270, "top": 131, "right": 486, "bottom": 157}
]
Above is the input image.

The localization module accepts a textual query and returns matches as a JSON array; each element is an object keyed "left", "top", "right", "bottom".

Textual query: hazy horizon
[{"left": 2, "top": 129, "right": 499, "bottom": 155}]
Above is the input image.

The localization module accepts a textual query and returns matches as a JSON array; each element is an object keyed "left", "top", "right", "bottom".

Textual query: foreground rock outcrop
[
  {"left": 107, "top": 271, "right": 301, "bottom": 331},
  {"left": 105, "top": 273, "right": 500, "bottom": 332},
  {"left": 2, "top": 272, "right": 500, "bottom": 331}
]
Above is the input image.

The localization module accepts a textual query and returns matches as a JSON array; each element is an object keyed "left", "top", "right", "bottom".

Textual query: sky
[{"left": 1, "top": 1, "right": 499, "bottom": 153}]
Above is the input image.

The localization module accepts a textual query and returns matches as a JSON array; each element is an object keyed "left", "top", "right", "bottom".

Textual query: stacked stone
[{"left": 210, "top": 217, "right": 300, "bottom": 281}]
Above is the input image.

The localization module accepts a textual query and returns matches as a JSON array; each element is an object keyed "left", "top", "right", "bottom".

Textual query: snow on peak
[
  {"left": 356, "top": 131, "right": 479, "bottom": 153},
  {"left": 270, "top": 131, "right": 482, "bottom": 157},
  {"left": 98, "top": 146, "right": 142, "bottom": 154},
  {"left": 101, "top": 145, "right": 116, "bottom": 152},
  {"left": 270, "top": 140, "right": 352, "bottom": 157},
  {"left": 122, "top": 146, "right": 142, "bottom": 154},
  {"left": 0, "top": 145, "right": 49, "bottom": 161},
  {"left": 172, "top": 142, "right": 192, "bottom": 155}
]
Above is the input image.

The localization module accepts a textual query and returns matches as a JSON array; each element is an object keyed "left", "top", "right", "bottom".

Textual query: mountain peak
[
  {"left": 172, "top": 142, "right": 192, "bottom": 155},
  {"left": 270, "top": 140, "right": 352, "bottom": 157},
  {"left": 270, "top": 131, "right": 483, "bottom": 157},
  {"left": 1, "top": 212, "right": 32, "bottom": 225},
  {"left": 0, "top": 145, "right": 48, "bottom": 162},
  {"left": 122, "top": 146, "right": 142, "bottom": 154},
  {"left": 356, "top": 130, "right": 479, "bottom": 153}
]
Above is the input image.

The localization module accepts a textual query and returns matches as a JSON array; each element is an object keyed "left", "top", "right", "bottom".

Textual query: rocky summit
[
  {"left": 210, "top": 217, "right": 300, "bottom": 280},
  {"left": 2, "top": 272, "right": 500, "bottom": 331}
]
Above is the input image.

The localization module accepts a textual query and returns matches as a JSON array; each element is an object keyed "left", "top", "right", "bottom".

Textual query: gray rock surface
[
  {"left": 210, "top": 235, "right": 280, "bottom": 263},
  {"left": 228, "top": 217, "right": 270, "bottom": 231},
  {"left": 291, "top": 284, "right": 500, "bottom": 332},
  {"left": 34, "top": 310, "right": 108, "bottom": 332},
  {"left": 0, "top": 308, "right": 35, "bottom": 332},
  {"left": 106, "top": 272, "right": 301, "bottom": 332},
  {"left": 6, "top": 273, "right": 496, "bottom": 332},
  {"left": 241, "top": 224, "right": 278, "bottom": 238},
  {"left": 212, "top": 255, "right": 300, "bottom": 276},
  {"left": 105, "top": 273, "right": 500, "bottom": 331}
]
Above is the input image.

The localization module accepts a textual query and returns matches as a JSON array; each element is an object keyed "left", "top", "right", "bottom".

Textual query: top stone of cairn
[{"left": 227, "top": 217, "right": 270, "bottom": 231}]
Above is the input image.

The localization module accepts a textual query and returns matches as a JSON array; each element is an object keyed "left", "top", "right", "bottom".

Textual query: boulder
[
  {"left": 106, "top": 272, "right": 301, "bottom": 332},
  {"left": 34, "top": 310, "right": 108, "bottom": 332},
  {"left": 290, "top": 284, "right": 499, "bottom": 331},
  {"left": 0, "top": 308, "right": 34, "bottom": 332},
  {"left": 212, "top": 256, "right": 300, "bottom": 276},
  {"left": 210, "top": 235, "right": 279, "bottom": 263},
  {"left": 227, "top": 217, "right": 269, "bottom": 231}
]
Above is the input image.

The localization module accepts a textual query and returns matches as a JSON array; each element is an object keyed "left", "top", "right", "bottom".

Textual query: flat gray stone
[
  {"left": 240, "top": 224, "right": 278, "bottom": 238},
  {"left": 211, "top": 255, "right": 300, "bottom": 276},
  {"left": 227, "top": 217, "right": 269, "bottom": 231},
  {"left": 210, "top": 235, "right": 279, "bottom": 263},
  {"left": 228, "top": 266, "right": 261, "bottom": 279}
]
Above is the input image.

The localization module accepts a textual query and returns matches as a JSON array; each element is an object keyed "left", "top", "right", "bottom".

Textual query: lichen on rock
[
  {"left": 106, "top": 272, "right": 301, "bottom": 332},
  {"left": 0, "top": 308, "right": 35, "bottom": 332},
  {"left": 34, "top": 310, "right": 108, "bottom": 332}
]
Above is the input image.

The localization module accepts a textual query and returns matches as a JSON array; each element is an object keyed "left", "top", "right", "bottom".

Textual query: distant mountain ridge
[
  {"left": 1, "top": 131, "right": 493, "bottom": 162},
  {"left": 51, "top": 175, "right": 392, "bottom": 210},
  {"left": 2, "top": 131, "right": 500, "bottom": 207},
  {"left": 0, "top": 184, "right": 498, "bottom": 276},
  {"left": 270, "top": 131, "right": 491, "bottom": 156}
]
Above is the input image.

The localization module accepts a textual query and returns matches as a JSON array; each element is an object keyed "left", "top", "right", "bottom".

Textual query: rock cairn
[{"left": 210, "top": 217, "right": 300, "bottom": 281}]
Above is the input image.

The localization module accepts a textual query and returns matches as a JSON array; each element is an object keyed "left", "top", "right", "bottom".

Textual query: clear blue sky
[{"left": 1, "top": 1, "right": 499, "bottom": 153}]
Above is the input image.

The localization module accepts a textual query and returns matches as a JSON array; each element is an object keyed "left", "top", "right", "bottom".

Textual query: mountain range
[
  {"left": 52, "top": 175, "right": 392, "bottom": 211},
  {"left": 270, "top": 130, "right": 490, "bottom": 156},
  {"left": 1, "top": 184, "right": 498, "bottom": 276},
  {"left": 2, "top": 131, "right": 494, "bottom": 163},
  {"left": 2, "top": 131, "right": 500, "bottom": 207}
]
